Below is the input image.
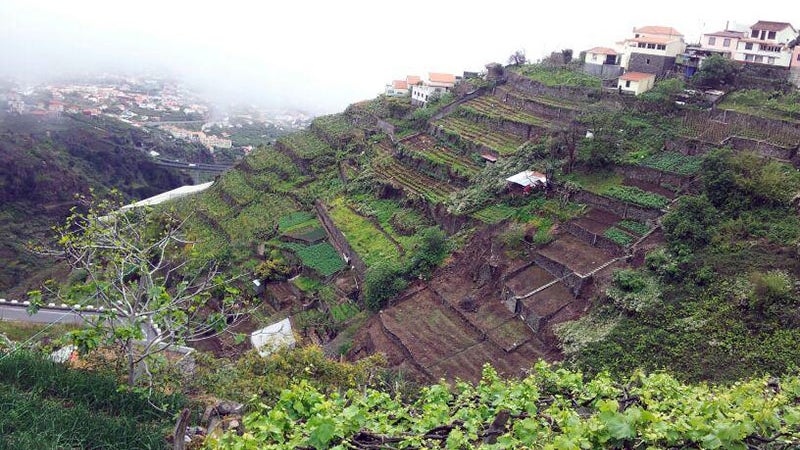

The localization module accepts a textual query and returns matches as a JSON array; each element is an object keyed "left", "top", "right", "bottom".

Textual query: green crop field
[
  {"left": 639, "top": 152, "right": 702, "bottom": 175},
  {"left": 327, "top": 198, "right": 401, "bottom": 267},
  {"left": 435, "top": 116, "right": 525, "bottom": 155},
  {"left": 373, "top": 160, "right": 459, "bottom": 203},
  {"left": 278, "top": 130, "right": 335, "bottom": 160},
  {"left": 460, "top": 96, "right": 552, "bottom": 127},
  {"left": 401, "top": 134, "right": 481, "bottom": 177},
  {"left": 279, "top": 241, "right": 345, "bottom": 276}
]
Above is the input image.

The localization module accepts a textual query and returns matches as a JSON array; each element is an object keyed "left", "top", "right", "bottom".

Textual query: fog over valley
[{"left": 2, "top": 0, "right": 797, "bottom": 114}]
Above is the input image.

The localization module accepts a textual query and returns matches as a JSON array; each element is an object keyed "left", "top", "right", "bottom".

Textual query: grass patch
[
  {"left": 639, "top": 152, "right": 702, "bottom": 175},
  {"left": 280, "top": 242, "right": 345, "bottom": 276},
  {"left": 328, "top": 198, "right": 402, "bottom": 267},
  {"left": 604, "top": 227, "right": 634, "bottom": 246},
  {"left": 279, "top": 211, "right": 316, "bottom": 232},
  {"left": 0, "top": 321, "right": 79, "bottom": 343},
  {"left": 604, "top": 186, "right": 670, "bottom": 209},
  {"left": 292, "top": 276, "right": 321, "bottom": 293},
  {"left": 618, "top": 219, "right": 650, "bottom": 236},
  {"left": 512, "top": 64, "right": 601, "bottom": 88}
]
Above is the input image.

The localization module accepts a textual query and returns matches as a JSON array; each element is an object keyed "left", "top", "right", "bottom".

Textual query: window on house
[
  {"left": 754, "top": 55, "right": 764, "bottom": 63},
  {"left": 708, "top": 37, "right": 716, "bottom": 45},
  {"left": 767, "top": 57, "right": 775, "bottom": 64},
  {"left": 768, "top": 31, "right": 776, "bottom": 39},
  {"left": 745, "top": 54, "right": 754, "bottom": 61},
  {"left": 657, "top": 44, "right": 666, "bottom": 50},
  {"left": 760, "top": 30, "right": 767, "bottom": 40},
  {"left": 723, "top": 38, "right": 731, "bottom": 47},
  {"left": 751, "top": 29, "right": 759, "bottom": 38},
  {"left": 647, "top": 43, "right": 656, "bottom": 49},
  {"left": 592, "top": 54, "right": 597, "bottom": 61},
  {"left": 646, "top": 58, "right": 651, "bottom": 64},
  {"left": 745, "top": 43, "right": 753, "bottom": 50},
  {"left": 797, "top": 53, "right": 800, "bottom": 61},
  {"left": 625, "top": 80, "right": 631, "bottom": 88}
]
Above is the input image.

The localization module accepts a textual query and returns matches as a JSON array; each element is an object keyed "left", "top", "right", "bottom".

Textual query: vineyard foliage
[{"left": 209, "top": 362, "right": 800, "bottom": 449}]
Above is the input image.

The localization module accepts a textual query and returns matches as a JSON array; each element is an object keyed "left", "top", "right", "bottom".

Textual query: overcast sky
[{"left": 1, "top": 0, "right": 798, "bottom": 114}]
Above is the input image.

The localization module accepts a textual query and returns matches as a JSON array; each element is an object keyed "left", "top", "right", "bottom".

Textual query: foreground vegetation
[
  {"left": 210, "top": 362, "right": 800, "bottom": 449},
  {"left": 0, "top": 352, "right": 182, "bottom": 449}
]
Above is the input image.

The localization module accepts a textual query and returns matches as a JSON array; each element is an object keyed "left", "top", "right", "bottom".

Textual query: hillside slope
[{"left": 0, "top": 112, "right": 210, "bottom": 296}]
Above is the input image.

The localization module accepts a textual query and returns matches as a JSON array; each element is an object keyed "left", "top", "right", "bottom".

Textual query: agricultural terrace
[
  {"left": 312, "top": 113, "right": 357, "bottom": 144},
  {"left": 471, "top": 204, "right": 516, "bottom": 224},
  {"left": 637, "top": 152, "right": 702, "bottom": 176},
  {"left": 719, "top": 90, "right": 800, "bottom": 123},
  {"left": 221, "top": 193, "right": 299, "bottom": 242},
  {"left": 681, "top": 110, "right": 800, "bottom": 148},
  {"left": 347, "top": 194, "right": 434, "bottom": 250},
  {"left": 244, "top": 146, "right": 302, "bottom": 177},
  {"left": 460, "top": 96, "right": 553, "bottom": 128},
  {"left": 511, "top": 64, "right": 602, "bottom": 88},
  {"left": 373, "top": 159, "right": 460, "bottom": 203},
  {"left": 278, "top": 211, "right": 327, "bottom": 243},
  {"left": 276, "top": 241, "right": 345, "bottom": 277},
  {"left": 400, "top": 133, "right": 481, "bottom": 177},
  {"left": 194, "top": 188, "right": 236, "bottom": 224},
  {"left": 327, "top": 197, "right": 402, "bottom": 267},
  {"left": 567, "top": 171, "right": 670, "bottom": 209},
  {"left": 217, "top": 169, "right": 258, "bottom": 206},
  {"left": 495, "top": 85, "right": 588, "bottom": 111},
  {"left": 278, "top": 130, "right": 335, "bottom": 160},
  {"left": 435, "top": 116, "right": 525, "bottom": 155}
]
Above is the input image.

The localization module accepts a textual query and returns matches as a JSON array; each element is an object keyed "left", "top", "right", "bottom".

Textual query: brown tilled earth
[{"left": 348, "top": 224, "right": 612, "bottom": 383}]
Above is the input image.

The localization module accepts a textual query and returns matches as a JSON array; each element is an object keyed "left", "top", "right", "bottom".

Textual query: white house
[
  {"left": 618, "top": 72, "right": 656, "bottom": 95},
  {"left": 620, "top": 26, "right": 686, "bottom": 76},
  {"left": 701, "top": 29, "right": 747, "bottom": 56},
  {"left": 732, "top": 21, "right": 798, "bottom": 67},
  {"left": 584, "top": 47, "right": 620, "bottom": 65},
  {"left": 411, "top": 73, "right": 456, "bottom": 106},
  {"left": 384, "top": 80, "right": 409, "bottom": 97}
]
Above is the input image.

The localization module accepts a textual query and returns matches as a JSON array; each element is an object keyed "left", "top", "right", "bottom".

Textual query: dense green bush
[
  {"left": 364, "top": 262, "right": 409, "bottom": 311},
  {"left": 662, "top": 195, "right": 718, "bottom": 252}
]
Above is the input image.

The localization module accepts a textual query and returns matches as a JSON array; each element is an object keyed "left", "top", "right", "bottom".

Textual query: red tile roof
[
  {"left": 406, "top": 75, "right": 421, "bottom": 85},
  {"left": 705, "top": 30, "right": 746, "bottom": 38},
  {"left": 631, "top": 36, "right": 677, "bottom": 45},
  {"left": 751, "top": 21, "right": 795, "bottom": 32},
  {"left": 635, "top": 26, "right": 683, "bottom": 36},
  {"left": 586, "top": 47, "right": 618, "bottom": 55},
  {"left": 392, "top": 80, "right": 408, "bottom": 90},
  {"left": 620, "top": 72, "right": 655, "bottom": 82},
  {"left": 428, "top": 73, "right": 456, "bottom": 84}
]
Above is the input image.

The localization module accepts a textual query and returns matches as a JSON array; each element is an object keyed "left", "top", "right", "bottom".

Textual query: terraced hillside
[
  {"left": 373, "top": 159, "right": 460, "bottom": 203},
  {"left": 398, "top": 133, "right": 481, "bottom": 178},
  {"left": 460, "top": 95, "right": 554, "bottom": 128},
  {"left": 434, "top": 116, "right": 525, "bottom": 155}
]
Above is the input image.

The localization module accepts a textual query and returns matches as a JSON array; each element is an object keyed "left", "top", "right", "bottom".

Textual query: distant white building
[
  {"left": 411, "top": 73, "right": 456, "bottom": 106},
  {"left": 384, "top": 80, "right": 409, "bottom": 97}
]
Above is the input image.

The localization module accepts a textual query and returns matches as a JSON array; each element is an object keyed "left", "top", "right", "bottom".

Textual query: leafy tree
[
  {"left": 409, "top": 227, "right": 448, "bottom": 278},
  {"left": 507, "top": 49, "right": 528, "bottom": 66},
  {"left": 364, "top": 262, "right": 408, "bottom": 311},
  {"left": 661, "top": 195, "right": 718, "bottom": 252},
  {"left": 692, "top": 54, "right": 739, "bottom": 88},
  {"left": 29, "top": 194, "right": 245, "bottom": 387}
]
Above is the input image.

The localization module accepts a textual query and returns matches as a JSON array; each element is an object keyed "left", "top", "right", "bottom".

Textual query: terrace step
[
  {"left": 432, "top": 116, "right": 526, "bottom": 156},
  {"left": 373, "top": 160, "right": 459, "bottom": 203},
  {"left": 537, "top": 233, "right": 617, "bottom": 276},
  {"left": 379, "top": 289, "right": 483, "bottom": 370}
]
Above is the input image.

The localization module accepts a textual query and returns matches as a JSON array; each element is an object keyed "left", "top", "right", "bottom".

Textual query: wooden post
[{"left": 174, "top": 408, "right": 191, "bottom": 450}]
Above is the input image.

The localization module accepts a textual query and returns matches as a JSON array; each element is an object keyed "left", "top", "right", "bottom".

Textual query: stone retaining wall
[
  {"left": 506, "top": 71, "right": 602, "bottom": 103},
  {"left": 573, "top": 190, "right": 663, "bottom": 223},
  {"left": 562, "top": 221, "right": 625, "bottom": 257},
  {"left": 615, "top": 165, "right": 692, "bottom": 191},
  {"left": 314, "top": 201, "right": 367, "bottom": 281}
]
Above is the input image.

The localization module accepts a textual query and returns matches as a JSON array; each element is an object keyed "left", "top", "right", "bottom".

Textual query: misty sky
[{"left": 1, "top": 0, "right": 798, "bottom": 114}]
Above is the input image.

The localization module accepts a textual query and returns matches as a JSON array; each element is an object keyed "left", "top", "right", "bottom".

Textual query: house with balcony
[
  {"left": 676, "top": 29, "right": 746, "bottom": 78},
  {"left": 733, "top": 21, "right": 798, "bottom": 67},
  {"left": 620, "top": 26, "right": 686, "bottom": 77},
  {"left": 583, "top": 47, "right": 623, "bottom": 80},
  {"left": 411, "top": 73, "right": 456, "bottom": 106}
]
